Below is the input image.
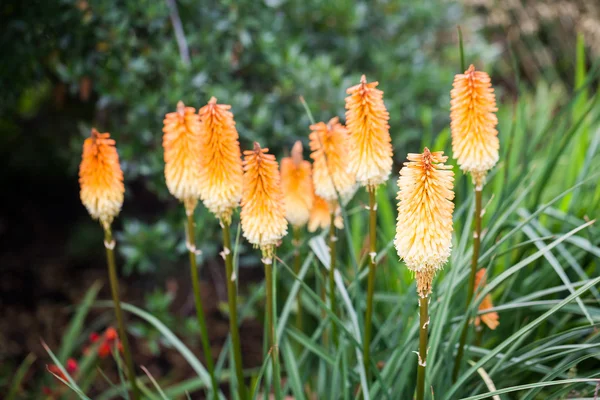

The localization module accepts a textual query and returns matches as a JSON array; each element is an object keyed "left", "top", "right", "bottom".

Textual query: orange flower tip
[
  {"left": 197, "top": 98, "right": 243, "bottom": 223},
  {"left": 241, "top": 143, "right": 288, "bottom": 251},
  {"left": 360, "top": 74, "right": 367, "bottom": 84},
  {"left": 163, "top": 102, "right": 202, "bottom": 213},
  {"left": 345, "top": 75, "right": 393, "bottom": 188},
  {"left": 309, "top": 117, "right": 357, "bottom": 202},
  {"left": 395, "top": 148, "right": 455, "bottom": 274},
  {"left": 450, "top": 64, "right": 499, "bottom": 187},
  {"left": 291, "top": 140, "right": 303, "bottom": 167},
  {"left": 79, "top": 128, "right": 124, "bottom": 229},
  {"left": 177, "top": 100, "right": 185, "bottom": 115}
]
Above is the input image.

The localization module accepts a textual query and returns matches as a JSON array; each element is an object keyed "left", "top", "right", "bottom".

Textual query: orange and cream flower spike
[
  {"left": 309, "top": 117, "right": 356, "bottom": 203},
  {"left": 198, "top": 97, "right": 244, "bottom": 224},
  {"left": 307, "top": 194, "right": 343, "bottom": 233},
  {"left": 162, "top": 101, "right": 203, "bottom": 215},
  {"left": 241, "top": 143, "right": 288, "bottom": 260},
  {"left": 395, "top": 148, "right": 455, "bottom": 297},
  {"left": 280, "top": 141, "right": 314, "bottom": 228},
  {"left": 345, "top": 75, "right": 393, "bottom": 190},
  {"left": 450, "top": 64, "right": 499, "bottom": 188},
  {"left": 79, "top": 128, "right": 125, "bottom": 230},
  {"left": 474, "top": 268, "right": 499, "bottom": 330}
]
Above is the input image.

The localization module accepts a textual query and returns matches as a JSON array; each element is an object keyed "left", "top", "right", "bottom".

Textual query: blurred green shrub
[{"left": 2, "top": 0, "right": 496, "bottom": 272}]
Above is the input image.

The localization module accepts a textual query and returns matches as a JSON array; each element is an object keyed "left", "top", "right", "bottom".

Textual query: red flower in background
[
  {"left": 47, "top": 358, "right": 78, "bottom": 381},
  {"left": 87, "top": 326, "right": 123, "bottom": 358}
]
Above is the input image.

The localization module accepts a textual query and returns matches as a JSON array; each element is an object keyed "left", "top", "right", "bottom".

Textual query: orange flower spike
[
  {"left": 280, "top": 141, "right": 314, "bottom": 228},
  {"left": 395, "top": 148, "right": 455, "bottom": 297},
  {"left": 198, "top": 97, "right": 244, "bottom": 224},
  {"left": 307, "top": 194, "right": 343, "bottom": 233},
  {"left": 309, "top": 117, "right": 356, "bottom": 203},
  {"left": 241, "top": 143, "right": 288, "bottom": 259},
  {"left": 474, "top": 268, "right": 500, "bottom": 330},
  {"left": 162, "top": 101, "right": 203, "bottom": 215},
  {"left": 345, "top": 75, "right": 393, "bottom": 190},
  {"left": 79, "top": 128, "right": 125, "bottom": 230},
  {"left": 450, "top": 64, "right": 499, "bottom": 188}
]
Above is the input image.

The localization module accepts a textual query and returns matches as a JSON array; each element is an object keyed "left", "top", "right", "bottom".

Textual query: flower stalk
[
  {"left": 452, "top": 189, "right": 482, "bottom": 381},
  {"left": 264, "top": 256, "right": 283, "bottom": 400},
  {"left": 416, "top": 295, "right": 429, "bottom": 400},
  {"left": 293, "top": 226, "right": 303, "bottom": 332},
  {"left": 394, "top": 149, "right": 455, "bottom": 398},
  {"left": 223, "top": 221, "right": 248, "bottom": 400},
  {"left": 449, "top": 63, "right": 498, "bottom": 381},
  {"left": 328, "top": 212, "right": 339, "bottom": 346},
  {"left": 240, "top": 143, "right": 287, "bottom": 400},
  {"left": 186, "top": 213, "right": 219, "bottom": 400},
  {"left": 363, "top": 188, "right": 377, "bottom": 376},
  {"left": 103, "top": 226, "right": 140, "bottom": 400}
]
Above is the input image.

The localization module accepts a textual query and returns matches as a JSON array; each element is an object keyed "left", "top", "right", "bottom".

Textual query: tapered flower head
[
  {"left": 345, "top": 75, "right": 393, "bottom": 190},
  {"left": 281, "top": 141, "right": 314, "bottom": 228},
  {"left": 450, "top": 64, "right": 499, "bottom": 187},
  {"left": 162, "top": 101, "right": 203, "bottom": 215},
  {"left": 307, "top": 194, "right": 343, "bottom": 233},
  {"left": 79, "top": 128, "right": 125, "bottom": 229},
  {"left": 198, "top": 97, "right": 244, "bottom": 224},
  {"left": 309, "top": 117, "right": 356, "bottom": 203},
  {"left": 395, "top": 148, "right": 455, "bottom": 297},
  {"left": 241, "top": 143, "right": 288, "bottom": 259},
  {"left": 474, "top": 268, "right": 499, "bottom": 330}
]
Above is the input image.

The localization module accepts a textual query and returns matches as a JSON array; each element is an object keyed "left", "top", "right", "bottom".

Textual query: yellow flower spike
[
  {"left": 474, "top": 268, "right": 500, "bottom": 330},
  {"left": 241, "top": 142, "right": 288, "bottom": 259},
  {"left": 395, "top": 148, "right": 455, "bottom": 297},
  {"left": 307, "top": 194, "right": 344, "bottom": 233},
  {"left": 198, "top": 97, "right": 244, "bottom": 224},
  {"left": 280, "top": 141, "right": 314, "bottom": 228},
  {"left": 345, "top": 75, "right": 394, "bottom": 190},
  {"left": 309, "top": 117, "right": 356, "bottom": 203},
  {"left": 79, "top": 128, "right": 125, "bottom": 230},
  {"left": 162, "top": 101, "right": 203, "bottom": 215},
  {"left": 450, "top": 64, "right": 499, "bottom": 188}
]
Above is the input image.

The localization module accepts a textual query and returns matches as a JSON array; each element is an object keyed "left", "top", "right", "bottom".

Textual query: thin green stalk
[
  {"left": 458, "top": 26, "right": 465, "bottom": 72},
  {"left": 329, "top": 212, "right": 339, "bottom": 347},
  {"left": 264, "top": 256, "right": 282, "bottom": 400},
  {"left": 186, "top": 213, "right": 219, "bottom": 400},
  {"left": 103, "top": 226, "right": 140, "bottom": 400},
  {"left": 363, "top": 188, "right": 377, "bottom": 378},
  {"left": 223, "top": 221, "right": 248, "bottom": 400},
  {"left": 416, "top": 296, "right": 429, "bottom": 400},
  {"left": 452, "top": 187, "right": 482, "bottom": 381},
  {"left": 293, "top": 227, "right": 303, "bottom": 333}
]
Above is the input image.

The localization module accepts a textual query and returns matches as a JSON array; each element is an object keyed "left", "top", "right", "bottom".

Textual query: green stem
[
  {"left": 363, "top": 188, "right": 377, "bottom": 378},
  {"left": 186, "top": 213, "right": 219, "bottom": 400},
  {"left": 416, "top": 296, "right": 429, "bottom": 400},
  {"left": 293, "top": 227, "right": 303, "bottom": 333},
  {"left": 329, "top": 212, "right": 339, "bottom": 347},
  {"left": 458, "top": 26, "right": 465, "bottom": 72},
  {"left": 103, "top": 226, "right": 140, "bottom": 400},
  {"left": 452, "top": 187, "right": 482, "bottom": 382},
  {"left": 223, "top": 221, "right": 248, "bottom": 400},
  {"left": 264, "top": 256, "right": 283, "bottom": 400}
]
